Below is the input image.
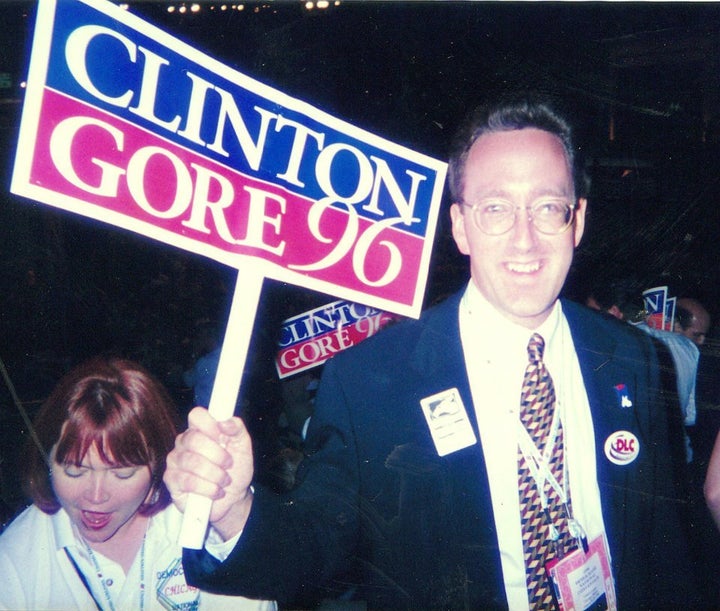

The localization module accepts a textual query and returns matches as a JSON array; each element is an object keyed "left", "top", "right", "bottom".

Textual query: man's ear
[
  {"left": 573, "top": 197, "right": 587, "bottom": 247},
  {"left": 608, "top": 304, "right": 624, "bottom": 321},
  {"left": 450, "top": 203, "right": 470, "bottom": 255}
]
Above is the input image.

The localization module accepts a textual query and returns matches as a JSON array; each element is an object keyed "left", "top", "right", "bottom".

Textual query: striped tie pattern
[{"left": 518, "top": 333, "right": 575, "bottom": 610}]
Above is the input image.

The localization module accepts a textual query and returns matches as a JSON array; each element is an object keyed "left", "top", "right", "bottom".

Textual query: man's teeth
[{"left": 507, "top": 262, "right": 540, "bottom": 273}]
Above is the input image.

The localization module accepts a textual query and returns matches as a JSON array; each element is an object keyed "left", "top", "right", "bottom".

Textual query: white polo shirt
[{"left": 0, "top": 502, "right": 276, "bottom": 610}]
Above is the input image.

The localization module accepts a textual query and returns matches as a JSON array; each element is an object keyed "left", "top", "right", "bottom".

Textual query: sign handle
[{"left": 179, "top": 264, "right": 264, "bottom": 549}]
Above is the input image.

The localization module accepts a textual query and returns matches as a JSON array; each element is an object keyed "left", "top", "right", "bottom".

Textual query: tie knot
[{"left": 527, "top": 333, "right": 545, "bottom": 362}]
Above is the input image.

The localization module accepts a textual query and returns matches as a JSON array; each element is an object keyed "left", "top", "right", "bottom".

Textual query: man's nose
[{"left": 509, "top": 207, "right": 538, "bottom": 248}]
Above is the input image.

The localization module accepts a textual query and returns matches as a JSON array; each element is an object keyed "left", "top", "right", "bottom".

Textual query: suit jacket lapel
[
  {"left": 561, "top": 299, "right": 634, "bottom": 459},
  {"left": 408, "top": 290, "right": 478, "bottom": 431},
  {"left": 562, "top": 301, "right": 621, "bottom": 478}
]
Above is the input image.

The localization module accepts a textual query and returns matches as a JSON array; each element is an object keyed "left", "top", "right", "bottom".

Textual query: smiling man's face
[{"left": 451, "top": 128, "right": 586, "bottom": 329}]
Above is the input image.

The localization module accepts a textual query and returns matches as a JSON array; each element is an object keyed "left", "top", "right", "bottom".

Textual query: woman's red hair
[{"left": 22, "top": 356, "right": 180, "bottom": 516}]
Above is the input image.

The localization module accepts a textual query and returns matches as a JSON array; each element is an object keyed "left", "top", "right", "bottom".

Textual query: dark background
[{"left": 3, "top": 0, "right": 720, "bottom": 517}]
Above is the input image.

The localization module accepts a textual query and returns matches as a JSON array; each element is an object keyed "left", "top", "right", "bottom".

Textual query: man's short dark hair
[
  {"left": 448, "top": 94, "right": 587, "bottom": 203},
  {"left": 589, "top": 277, "right": 645, "bottom": 321}
]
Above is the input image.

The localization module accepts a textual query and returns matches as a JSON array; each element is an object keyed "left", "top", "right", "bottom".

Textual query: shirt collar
[
  {"left": 462, "top": 281, "right": 562, "bottom": 349},
  {"left": 50, "top": 507, "right": 80, "bottom": 551}
]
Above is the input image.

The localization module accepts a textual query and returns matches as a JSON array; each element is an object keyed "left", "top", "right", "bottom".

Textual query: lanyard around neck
[
  {"left": 65, "top": 533, "right": 147, "bottom": 611},
  {"left": 517, "top": 409, "right": 566, "bottom": 508},
  {"left": 517, "top": 413, "right": 589, "bottom": 549}
]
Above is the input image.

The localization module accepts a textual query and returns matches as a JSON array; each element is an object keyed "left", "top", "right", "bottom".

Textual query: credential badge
[{"left": 420, "top": 388, "right": 477, "bottom": 456}]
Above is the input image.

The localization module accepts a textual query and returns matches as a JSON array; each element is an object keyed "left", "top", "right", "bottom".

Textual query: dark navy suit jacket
[{"left": 185, "top": 291, "right": 697, "bottom": 609}]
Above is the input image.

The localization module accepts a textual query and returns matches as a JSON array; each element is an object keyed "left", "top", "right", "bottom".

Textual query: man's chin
[{"left": 502, "top": 302, "right": 556, "bottom": 328}]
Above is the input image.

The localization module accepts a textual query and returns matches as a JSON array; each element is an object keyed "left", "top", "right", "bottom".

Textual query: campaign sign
[
  {"left": 276, "top": 300, "right": 402, "bottom": 378},
  {"left": 643, "top": 286, "right": 675, "bottom": 331},
  {"left": 664, "top": 296, "right": 676, "bottom": 331},
  {"left": 643, "top": 286, "right": 667, "bottom": 330},
  {"left": 11, "top": 0, "right": 446, "bottom": 319}
]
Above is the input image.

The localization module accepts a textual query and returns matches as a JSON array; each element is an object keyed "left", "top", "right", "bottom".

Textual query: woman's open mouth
[{"left": 81, "top": 510, "right": 112, "bottom": 530}]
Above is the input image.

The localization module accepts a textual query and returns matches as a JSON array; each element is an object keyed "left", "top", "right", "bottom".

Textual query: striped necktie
[{"left": 518, "top": 333, "right": 576, "bottom": 610}]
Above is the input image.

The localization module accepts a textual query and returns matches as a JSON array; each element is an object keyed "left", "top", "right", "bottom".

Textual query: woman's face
[{"left": 51, "top": 443, "right": 152, "bottom": 546}]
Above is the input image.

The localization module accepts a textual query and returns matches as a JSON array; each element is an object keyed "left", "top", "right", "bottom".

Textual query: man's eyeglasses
[{"left": 459, "top": 198, "right": 576, "bottom": 236}]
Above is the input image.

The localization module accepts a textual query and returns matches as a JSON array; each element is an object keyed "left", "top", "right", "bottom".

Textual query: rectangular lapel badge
[{"left": 420, "top": 388, "right": 477, "bottom": 456}]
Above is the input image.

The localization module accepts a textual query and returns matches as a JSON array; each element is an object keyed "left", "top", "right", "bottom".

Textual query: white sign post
[{"left": 180, "top": 266, "right": 263, "bottom": 548}]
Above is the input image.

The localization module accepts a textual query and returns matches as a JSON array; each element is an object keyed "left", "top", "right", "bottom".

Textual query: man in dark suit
[{"left": 164, "top": 96, "right": 697, "bottom": 609}]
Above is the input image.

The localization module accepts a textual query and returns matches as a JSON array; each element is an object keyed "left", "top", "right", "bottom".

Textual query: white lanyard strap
[
  {"left": 518, "top": 414, "right": 590, "bottom": 551},
  {"left": 517, "top": 411, "right": 566, "bottom": 507}
]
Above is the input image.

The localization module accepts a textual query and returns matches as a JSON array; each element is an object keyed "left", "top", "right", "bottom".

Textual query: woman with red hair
[{"left": 0, "top": 356, "right": 275, "bottom": 610}]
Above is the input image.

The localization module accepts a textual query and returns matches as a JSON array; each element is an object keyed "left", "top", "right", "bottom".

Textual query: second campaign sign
[{"left": 11, "top": 0, "right": 446, "bottom": 318}]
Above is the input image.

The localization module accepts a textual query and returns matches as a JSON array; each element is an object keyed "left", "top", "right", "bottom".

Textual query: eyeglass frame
[{"left": 457, "top": 197, "right": 577, "bottom": 236}]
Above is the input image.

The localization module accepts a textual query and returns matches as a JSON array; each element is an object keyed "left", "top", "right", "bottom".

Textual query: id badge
[
  {"left": 420, "top": 388, "right": 477, "bottom": 456},
  {"left": 546, "top": 535, "right": 617, "bottom": 611}
]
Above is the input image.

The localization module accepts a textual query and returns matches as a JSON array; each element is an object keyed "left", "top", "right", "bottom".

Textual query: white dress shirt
[
  {"left": 634, "top": 322, "right": 698, "bottom": 426},
  {"left": 634, "top": 321, "right": 699, "bottom": 462},
  {"left": 458, "top": 282, "right": 609, "bottom": 611}
]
